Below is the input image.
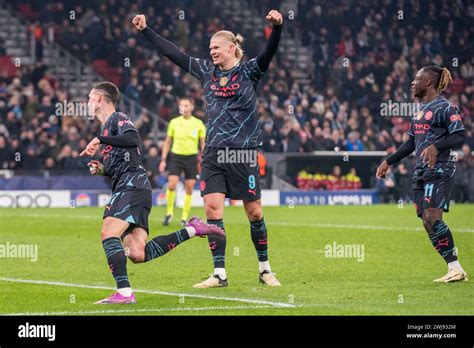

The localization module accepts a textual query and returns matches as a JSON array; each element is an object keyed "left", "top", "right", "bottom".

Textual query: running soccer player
[
  {"left": 160, "top": 98, "right": 206, "bottom": 226},
  {"left": 80, "top": 82, "right": 224, "bottom": 304},
  {"left": 376, "top": 66, "right": 468, "bottom": 283},
  {"left": 133, "top": 10, "right": 283, "bottom": 288}
]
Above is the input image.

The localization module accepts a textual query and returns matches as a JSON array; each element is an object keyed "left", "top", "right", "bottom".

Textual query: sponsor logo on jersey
[
  {"left": 100, "top": 144, "right": 113, "bottom": 161},
  {"left": 449, "top": 114, "right": 461, "bottom": 122},
  {"left": 118, "top": 119, "right": 134, "bottom": 127}
]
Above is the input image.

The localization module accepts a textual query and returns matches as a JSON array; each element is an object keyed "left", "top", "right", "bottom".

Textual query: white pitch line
[
  {"left": 5, "top": 213, "right": 474, "bottom": 233},
  {"left": 0, "top": 277, "right": 296, "bottom": 308},
  {"left": 1, "top": 305, "right": 275, "bottom": 316},
  {"left": 269, "top": 222, "right": 474, "bottom": 233}
]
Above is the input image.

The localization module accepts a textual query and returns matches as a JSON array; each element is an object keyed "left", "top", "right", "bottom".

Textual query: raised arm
[
  {"left": 133, "top": 14, "right": 191, "bottom": 71},
  {"left": 256, "top": 10, "right": 283, "bottom": 72}
]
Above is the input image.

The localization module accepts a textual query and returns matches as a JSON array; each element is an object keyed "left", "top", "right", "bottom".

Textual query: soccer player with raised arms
[
  {"left": 133, "top": 10, "right": 283, "bottom": 288},
  {"left": 160, "top": 98, "right": 206, "bottom": 226},
  {"left": 376, "top": 66, "right": 468, "bottom": 283},
  {"left": 80, "top": 82, "right": 224, "bottom": 304}
]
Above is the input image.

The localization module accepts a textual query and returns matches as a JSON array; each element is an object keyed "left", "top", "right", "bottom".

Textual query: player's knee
[
  {"left": 128, "top": 243, "right": 145, "bottom": 263},
  {"left": 101, "top": 223, "right": 120, "bottom": 240},
  {"left": 128, "top": 253, "right": 144, "bottom": 263},
  {"left": 422, "top": 210, "right": 438, "bottom": 230},
  {"left": 422, "top": 218, "right": 432, "bottom": 232},
  {"left": 185, "top": 185, "right": 194, "bottom": 195},
  {"left": 246, "top": 208, "right": 262, "bottom": 222},
  {"left": 205, "top": 203, "right": 222, "bottom": 219},
  {"left": 244, "top": 201, "right": 262, "bottom": 221}
]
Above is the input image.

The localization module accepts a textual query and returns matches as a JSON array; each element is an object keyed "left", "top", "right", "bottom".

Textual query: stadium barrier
[
  {"left": 0, "top": 189, "right": 379, "bottom": 208},
  {"left": 0, "top": 190, "right": 71, "bottom": 208},
  {"left": 280, "top": 189, "right": 379, "bottom": 206},
  {"left": 265, "top": 151, "right": 388, "bottom": 189}
]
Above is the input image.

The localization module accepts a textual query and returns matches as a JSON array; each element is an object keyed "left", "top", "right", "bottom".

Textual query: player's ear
[
  {"left": 421, "top": 71, "right": 432, "bottom": 88},
  {"left": 425, "top": 77, "right": 434, "bottom": 88}
]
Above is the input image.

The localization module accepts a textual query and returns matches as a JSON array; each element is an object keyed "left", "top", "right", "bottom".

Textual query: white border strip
[
  {"left": 269, "top": 222, "right": 474, "bottom": 233},
  {"left": 0, "top": 277, "right": 296, "bottom": 308},
  {"left": 1, "top": 305, "right": 275, "bottom": 316}
]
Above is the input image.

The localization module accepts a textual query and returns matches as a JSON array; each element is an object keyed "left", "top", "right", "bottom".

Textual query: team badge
[
  {"left": 424, "top": 111, "right": 433, "bottom": 121},
  {"left": 219, "top": 76, "right": 228, "bottom": 86}
]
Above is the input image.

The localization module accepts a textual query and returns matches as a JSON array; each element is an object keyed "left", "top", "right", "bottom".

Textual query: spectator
[
  {"left": 144, "top": 145, "right": 160, "bottom": 189},
  {"left": 394, "top": 162, "right": 412, "bottom": 202},
  {"left": 345, "top": 131, "right": 364, "bottom": 151},
  {"left": 453, "top": 144, "right": 473, "bottom": 203}
]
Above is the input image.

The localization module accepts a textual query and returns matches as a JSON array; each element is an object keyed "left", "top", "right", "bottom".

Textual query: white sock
[
  {"left": 186, "top": 226, "right": 196, "bottom": 238},
  {"left": 448, "top": 260, "right": 465, "bottom": 273},
  {"left": 214, "top": 268, "right": 227, "bottom": 280},
  {"left": 259, "top": 261, "right": 271, "bottom": 273},
  {"left": 117, "top": 287, "right": 132, "bottom": 297}
]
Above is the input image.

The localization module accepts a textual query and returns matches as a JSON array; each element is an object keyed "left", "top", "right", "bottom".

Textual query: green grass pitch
[{"left": 0, "top": 204, "right": 473, "bottom": 315}]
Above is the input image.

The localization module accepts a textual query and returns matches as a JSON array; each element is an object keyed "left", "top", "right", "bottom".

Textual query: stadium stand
[{"left": 0, "top": 0, "right": 472, "bottom": 199}]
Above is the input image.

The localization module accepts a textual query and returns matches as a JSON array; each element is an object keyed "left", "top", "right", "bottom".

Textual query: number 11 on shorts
[{"left": 424, "top": 183, "right": 434, "bottom": 198}]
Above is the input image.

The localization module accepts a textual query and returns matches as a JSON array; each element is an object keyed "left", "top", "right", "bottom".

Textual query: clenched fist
[
  {"left": 87, "top": 160, "right": 105, "bottom": 176},
  {"left": 132, "top": 14, "right": 147, "bottom": 31},
  {"left": 266, "top": 10, "right": 283, "bottom": 25}
]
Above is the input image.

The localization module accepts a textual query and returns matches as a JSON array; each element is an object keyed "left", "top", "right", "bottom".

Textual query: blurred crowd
[{"left": 0, "top": 0, "right": 473, "bottom": 194}]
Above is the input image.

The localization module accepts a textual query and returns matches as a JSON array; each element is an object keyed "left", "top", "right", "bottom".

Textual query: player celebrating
[
  {"left": 133, "top": 10, "right": 283, "bottom": 288},
  {"left": 376, "top": 66, "right": 468, "bottom": 283},
  {"left": 160, "top": 98, "right": 206, "bottom": 226},
  {"left": 80, "top": 82, "right": 224, "bottom": 304}
]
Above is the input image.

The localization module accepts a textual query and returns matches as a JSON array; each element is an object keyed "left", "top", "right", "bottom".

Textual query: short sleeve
[
  {"left": 198, "top": 120, "right": 206, "bottom": 139},
  {"left": 167, "top": 119, "right": 175, "bottom": 138},
  {"left": 189, "top": 58, "right": 213, "bottom": 83},
  {"left": 406, "top": 118, "right": 414, "bottom": 137},
  {"left": 442, "top": 104, "right": 464, "bottom": 134},
  {"left": 242, "top": 58, "right": 264, "bottom": 84},
  {"left": 115, "top": 113, "right": 138, "bottom": 135}
]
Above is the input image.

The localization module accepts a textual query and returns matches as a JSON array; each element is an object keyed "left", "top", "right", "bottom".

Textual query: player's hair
[
  {"left": 180, "top": 97, "right": 194, "bottom": 105},
  {"left": 211, "top": 30, "right": 245, "bottom": 61},
  {"left": 94, "top": 81, "right": 120, "bottom": 105},
  {"left": 423, "top": 66, "right": 453, "bottom": 92}
]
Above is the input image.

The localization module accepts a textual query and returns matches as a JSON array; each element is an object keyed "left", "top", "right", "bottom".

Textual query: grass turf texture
[{"left": 0, "top": 204, "right": 473, "bottom": 315}]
